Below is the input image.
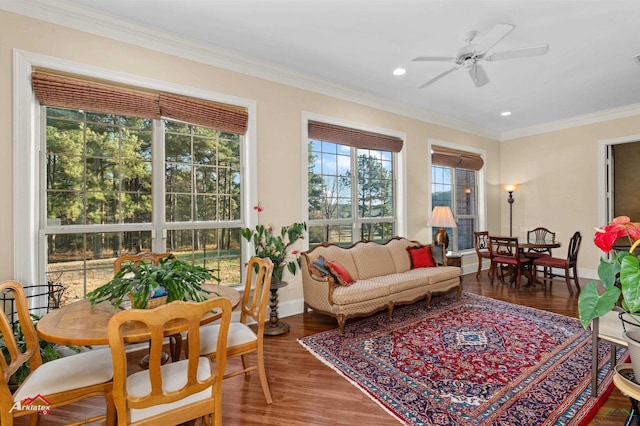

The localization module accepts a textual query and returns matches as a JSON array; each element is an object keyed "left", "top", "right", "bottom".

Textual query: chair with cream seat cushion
[
  {"left": 198, "top": 256, "right": 274, "bottom": 404},
  {"left": 108, "top": 297, "right": 232, "bottom": 426},
  {"left": 0, "top": 280, "right": 114, "bottom": 426}
]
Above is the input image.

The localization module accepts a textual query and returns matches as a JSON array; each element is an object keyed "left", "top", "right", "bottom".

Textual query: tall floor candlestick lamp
[
  {"left": 505, "top": 185, "right": 516, "bottom": 237},
  {"left": 428, "top": 206, "right": 457, "bottom": 250}
]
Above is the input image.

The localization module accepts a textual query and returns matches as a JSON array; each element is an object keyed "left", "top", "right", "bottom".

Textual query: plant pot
[
  {"left": 128, "top": 294, "right": 167, "bottom": 309},
  {"left": 619, "top": 311, "right": 640, "bottom": 331},
  {"left": 624, "top": 329, "right": 640, "bottom": 380}
]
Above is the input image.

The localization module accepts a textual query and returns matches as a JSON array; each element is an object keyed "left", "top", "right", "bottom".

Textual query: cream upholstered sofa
[{"left": 301, "top": 236, "right": 461, "bottom": 335}]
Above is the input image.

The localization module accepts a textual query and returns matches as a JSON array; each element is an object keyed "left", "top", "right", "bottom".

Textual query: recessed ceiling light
[
  {"left": 393, "top": 68, "right": 406, "bottom": 76},
  {"left": 500, "top": 111, "right": 512, "bottom": 117}
]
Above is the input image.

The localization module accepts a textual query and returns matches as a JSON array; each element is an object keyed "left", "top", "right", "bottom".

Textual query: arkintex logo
[{"left": 9, "top": 394, "right": 51, "bottom": 415}]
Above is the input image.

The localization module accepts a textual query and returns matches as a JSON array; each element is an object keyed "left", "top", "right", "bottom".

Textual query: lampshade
[
  {"left": 428, "top": 206, "right": 456, "bottom": 250},
  {"left": 427, "top": 206, "right": 457, "bottom": 228}
]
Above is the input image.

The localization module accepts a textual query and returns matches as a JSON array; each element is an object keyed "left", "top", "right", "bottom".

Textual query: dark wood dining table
[
  {"left": 37, "top": 284, "right": 240, "bottom": 347},
  {"left": 521, "top": 241, "right": 561, "bottom": 251}
]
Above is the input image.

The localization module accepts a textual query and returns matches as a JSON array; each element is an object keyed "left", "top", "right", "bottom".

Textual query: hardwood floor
[{"left": 17, "top": 270, "right": 631, "bottom": 425}]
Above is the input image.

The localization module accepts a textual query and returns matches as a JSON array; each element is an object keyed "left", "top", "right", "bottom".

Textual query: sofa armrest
[{"left": 301, "top": 253, "right": 337, "bottom": 310}]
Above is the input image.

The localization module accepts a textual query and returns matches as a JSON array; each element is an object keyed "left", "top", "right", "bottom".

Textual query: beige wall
[
  {"left": 501, "top": 117, "right": 640, "bottom": 276},
  {"left": 3, "top": 11, "right": 638, "bottom": 307}
]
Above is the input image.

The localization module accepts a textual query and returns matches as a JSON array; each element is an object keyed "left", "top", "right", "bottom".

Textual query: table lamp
[{"left": 428, "top": 206, "right": 457, "bottom": 250}]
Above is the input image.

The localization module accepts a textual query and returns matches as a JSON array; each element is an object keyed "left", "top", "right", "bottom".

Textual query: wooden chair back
[
  {"left": 113, "top": 252, "right": 172, "bottom": 273},
  {"left": 0, "top": 281, "right": 42, "bottom": 400},
  {"left": 567, "top": 231, "right": 582, "bottom": 266},
  {"left": 1, "top": 280, "right": 115, "bottom": 425},
  {"left": 107, "top": 298, "right": 232, "bottom": 425},
  {"left": 241, "top": 257, "right": 274, "bottom": 329},
  {"left": 473, "top": 231, "right": 492, "bottom": 278},
  {"left": 527, "top": 227, "right": 556, "bottom": 254},
  {"left": 474, "top": 231, "right": 490, "bottom": 253},
  {"left": 489, "top": 236, "right": 520, "bottom": 259}
]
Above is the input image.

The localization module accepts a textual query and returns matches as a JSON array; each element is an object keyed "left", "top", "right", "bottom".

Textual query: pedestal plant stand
[{"left": 263, "top": 280, "right": 289, "bottom": 336}]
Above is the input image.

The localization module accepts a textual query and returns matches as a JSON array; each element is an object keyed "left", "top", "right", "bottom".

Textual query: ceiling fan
[{"left": 412, "top": 23, "right": 548, "bottom": 89}]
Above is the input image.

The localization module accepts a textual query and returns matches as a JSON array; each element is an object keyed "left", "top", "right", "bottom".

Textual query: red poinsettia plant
[
  {"left": 578, "top": 216, "right": 640, "bottom": 328},
  {"left": 241, "top": 204, "right": 306, "bottom": 283}
]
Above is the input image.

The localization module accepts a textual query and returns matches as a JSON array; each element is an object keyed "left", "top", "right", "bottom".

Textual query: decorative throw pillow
[
  {"left": 407, "top": 245, "right": 437, "bottom": 269},
  {"left": 325, "top": 261, "right": 355, "bottom": 287},
  {"left": 310, "top": 256, "right": 332, "bottom": 278}
]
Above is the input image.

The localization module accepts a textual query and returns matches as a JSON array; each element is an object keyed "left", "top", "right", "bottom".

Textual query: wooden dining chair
[
  {"left": 474, "top": 231, "right": 493, "bottom": 278},
  {"left": 532, "top": 231, "right": 582, "bottom": 294},
  {"left": 0, "top": 280, "right": 114, "bottom": 426},
  {"left": 113, "top": 252, "right": 172, "bottom": 274},
  {"left": 488, "top": 236, "right": 533, "bottom": 289},
  {"left": 525, "top": 227, "right": 556, "bottom": 277},
  {"left": 107, "top": 297, "right": 232, "bottom": 426},
  {"left": 198, "top": 256, "right": 275, "bottom": 404}
]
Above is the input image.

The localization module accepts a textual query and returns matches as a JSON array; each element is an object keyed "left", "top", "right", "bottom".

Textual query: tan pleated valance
[
  {"left": 31, "top": 71, "right": 161, "bottom": 119},
  {"left": 431, "top": 145, "right": 484, "bottom": 170},
  {"left": 159, "top": 93, "right": 248, "bottom": 135},
  {"left": 31, "top": 71, "right": 248, "bottom": 135},
  {"left": 308, "top": 120, "right": 403, "bottom": 153}
]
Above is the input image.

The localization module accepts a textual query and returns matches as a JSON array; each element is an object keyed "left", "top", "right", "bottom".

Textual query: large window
[
  {"left": 44, "top": 109, "right": 243, "bottom": 300},
  {"left": 430, "top": 144, "right": 484, "bottom": 252},
  {"left": 12, "top": 60, "right": 254, "bottom": 306},
  {"left": 307, "top": 120, "right": 401, "bottom": 245}
]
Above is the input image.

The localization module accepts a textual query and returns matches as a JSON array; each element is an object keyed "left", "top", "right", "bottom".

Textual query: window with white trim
[
  {"left": 430, "top": 144, "right": 484, "bottom": 252},
  {"left": 26, "top": 69, "right": 249, "bottom": 301},
  {"left": 44, "top": 110, "right": 243, "bottom": 300},
  {"left": 307, "top": 120, "right": 401, "bottom": 245}
]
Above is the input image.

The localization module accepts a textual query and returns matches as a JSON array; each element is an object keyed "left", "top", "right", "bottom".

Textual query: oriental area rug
[{"left": 298, "top": 293, "right": 623, "bottom": 425}]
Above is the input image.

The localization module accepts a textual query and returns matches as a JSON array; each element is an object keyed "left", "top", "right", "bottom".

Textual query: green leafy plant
[
  {"left": 87, "top": 255, "right": 220, "bottom": 309},
  {"left": 241, "top": 204, "right": 306, "bottom": 282},
  {"left": 0, "top": 314, "right": 83, "bottom": 386},
  {"left": 578, "top": 216, "right": 640, "bottom": 328}
]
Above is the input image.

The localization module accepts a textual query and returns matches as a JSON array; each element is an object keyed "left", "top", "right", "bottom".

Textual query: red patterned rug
[{"left": 298, "top": 293, "right": 622, "bottom": 425}]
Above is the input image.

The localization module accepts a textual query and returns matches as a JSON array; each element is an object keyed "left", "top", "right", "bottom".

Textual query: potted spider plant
[{"left": 87, "top": 255, "right": 220, "bottom": 309}]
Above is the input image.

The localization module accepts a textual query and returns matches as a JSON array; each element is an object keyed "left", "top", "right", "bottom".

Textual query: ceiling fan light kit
[{"left": 412, "top": 23, "right": 549, "bottom": 89}]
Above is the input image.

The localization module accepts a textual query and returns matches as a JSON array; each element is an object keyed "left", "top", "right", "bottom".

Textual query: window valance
[
  {"left": 308, "top": 120, "right": 403, "bottom": 153},
  {"left": 31, "top": 71, "right": 248, "bottom": 135},
  {"left": 431, "top": 145, "right": 484, "bottom": 170}
]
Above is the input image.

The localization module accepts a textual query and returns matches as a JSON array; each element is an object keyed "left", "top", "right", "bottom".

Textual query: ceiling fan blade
[
  {"left": 474, "top": 23, "right": 515, "bottom": 54},
  {"left": 485, "top": 44, "right": 549, "bottom": 61},
  {"left": 468, "top": 63, "right": 489, "bottom": 87},
  {"left": 418, "top": 66, "right": 459, "bottom": 89},
  {"left": 412, "top": 56, "right": 455, "bottom": 62}
]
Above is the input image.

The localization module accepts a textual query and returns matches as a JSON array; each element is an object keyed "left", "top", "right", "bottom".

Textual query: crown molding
[
  {"left": 500, "top": 103, "right": 640, "bottom": 141},
  {"left": 0, "top": 0, "right": 500, "bottom": 141}
]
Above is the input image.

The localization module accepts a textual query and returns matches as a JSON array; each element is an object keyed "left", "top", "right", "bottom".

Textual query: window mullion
[
  {"left": 151, "top": 119, "right": 166, "bottom": 252},
  {"left": 350, "top": 147, "right": 360, "bottom": 234}
]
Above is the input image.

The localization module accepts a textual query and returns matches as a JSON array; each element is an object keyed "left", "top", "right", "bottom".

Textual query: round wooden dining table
[{"left": 37, "top": 284, "right": 240, "bottom": 347}]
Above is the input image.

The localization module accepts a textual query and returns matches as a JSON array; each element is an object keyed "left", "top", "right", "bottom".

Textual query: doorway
[
  {"left": 611, "top": 141, "right": 640, "bottom": 221},
  {"left": 599, "top": 135, "right": 640, "bottom": 226}
]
